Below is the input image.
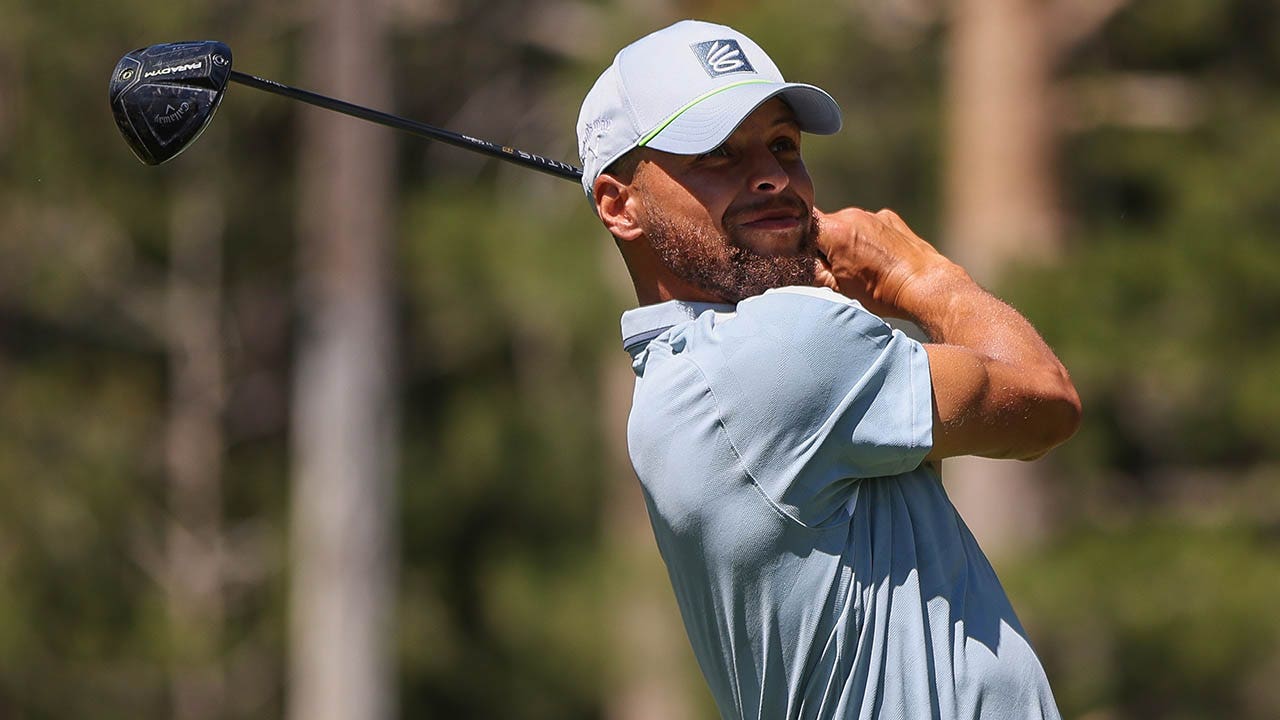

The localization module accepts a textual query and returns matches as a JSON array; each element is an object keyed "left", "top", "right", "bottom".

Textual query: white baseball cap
[{"left": 576, "top": 19, "right": 842, "bottom": 200}]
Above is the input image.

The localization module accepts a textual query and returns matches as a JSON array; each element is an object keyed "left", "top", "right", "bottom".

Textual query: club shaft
[{"left": 228, "top": 70, "right": 582, "bottom": 183}]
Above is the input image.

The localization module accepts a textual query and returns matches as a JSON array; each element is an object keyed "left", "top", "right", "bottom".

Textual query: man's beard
[{"left": 644, "top": 206, "right": 822, "bottom": 304}]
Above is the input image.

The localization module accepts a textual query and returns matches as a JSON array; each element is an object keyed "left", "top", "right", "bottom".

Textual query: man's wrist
[{"left": 893, "top": 258, "right": 971, "bottom": 328}]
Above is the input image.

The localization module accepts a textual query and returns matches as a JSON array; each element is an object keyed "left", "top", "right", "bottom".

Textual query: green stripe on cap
[{"left": 637, "top": 79, "right": 773, "bottom": 147}]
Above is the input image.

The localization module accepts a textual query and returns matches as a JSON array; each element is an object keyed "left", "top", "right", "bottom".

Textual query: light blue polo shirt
[{"left": 621, "top": 286, "right": 1060, "bottom": 720}]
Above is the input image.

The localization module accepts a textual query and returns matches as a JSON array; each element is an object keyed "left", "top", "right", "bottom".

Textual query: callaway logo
[
  {"left": 155, "top": 101, "right": 192, "bottom": 125},
  {"left": 579, "top": 117, "right": 612, "bottom": 162},
  {"left": 144, "top": 61, "right": 202, "bottom": 78},
  {"left": 691, "top": 39, "right": 755, "bottom": 77}
]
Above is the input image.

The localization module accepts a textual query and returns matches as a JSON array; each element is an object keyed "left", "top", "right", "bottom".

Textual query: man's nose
[{"left": 746, "top": 147, "right": 790, "bottom": 194}]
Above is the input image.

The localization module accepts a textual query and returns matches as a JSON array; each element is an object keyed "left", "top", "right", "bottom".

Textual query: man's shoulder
[
  {"left": 627, "top": 287, "right": 900, "bottom": 392},
  {"left": 715, "top": 286, "right": 894, "bottom": 355},
  {"left": 752, "top": 285, "right": 861, "bottom": 307},
  {"left": 738, "top": 286, "right": 875, "bottom": 323},
  {"left": 641, "top": 287, "right": 904, "bottom": 402}
]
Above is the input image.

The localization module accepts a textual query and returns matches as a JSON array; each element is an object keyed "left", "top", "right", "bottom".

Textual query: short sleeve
[{"left": 695, "top": 286, "right": 933, "bottom": 526}]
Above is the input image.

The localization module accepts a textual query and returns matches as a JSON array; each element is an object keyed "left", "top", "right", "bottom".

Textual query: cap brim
[{"left": 643, "top": 81, "right": 841, "bottom": 156}]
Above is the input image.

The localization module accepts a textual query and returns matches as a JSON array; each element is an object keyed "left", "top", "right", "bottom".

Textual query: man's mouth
[
  {"left": 731, "top": 202, "right": 809, "bottom": 232},
  {"left": 741, "top": 215, "right": 804, "bottom": 231}
]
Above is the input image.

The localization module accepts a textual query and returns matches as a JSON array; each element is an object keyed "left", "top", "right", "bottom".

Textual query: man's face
[{"left": 628, "top": 99, "right": 821, "bottom": 303}]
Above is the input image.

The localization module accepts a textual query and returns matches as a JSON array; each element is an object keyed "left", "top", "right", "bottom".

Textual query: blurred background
[{"left": 2, "top": 0, "right": 1279, "bottom": 717}]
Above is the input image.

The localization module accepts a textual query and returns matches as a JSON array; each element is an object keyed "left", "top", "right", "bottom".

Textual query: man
[{"left": 578, "top": 19, "right": 1081, "bottom": 720}]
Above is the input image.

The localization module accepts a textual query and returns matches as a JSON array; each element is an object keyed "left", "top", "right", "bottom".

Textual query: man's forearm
[{"left": 898, "top": 260, "right": 1068, "bottom": 377}]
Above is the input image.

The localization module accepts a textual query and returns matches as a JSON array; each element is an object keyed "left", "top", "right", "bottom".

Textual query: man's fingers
[
  {"left": 875, "top": 208, "right": 912, "bottom": 235},
  {"left": 816, "top": 207, "right": 872, "bottom": 238},
  {"left": 831, "top": 207, "right": 909, "bottom": 237},
  {"left": 813, "top": 208, "right": 846, "bottom": 252},
  {"left": 813, "top": 257, "right": 840, "bottom": 292},
  {"left": 818, "top": 206, "right": 923, "bottom": 255}
]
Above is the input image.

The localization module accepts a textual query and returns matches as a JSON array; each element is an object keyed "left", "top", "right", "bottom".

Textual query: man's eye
[
  {"left": 697, "top": 145, "right": 730, "bottom": 160},
  {"left": 771, "top": 137, "right": 799, "bottom": 153}
]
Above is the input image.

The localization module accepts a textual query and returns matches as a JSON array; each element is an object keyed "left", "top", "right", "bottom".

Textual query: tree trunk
[
  {"left": 942, "top": 0, "right": 1060, "bottom": 558},
  {"left": 165, "top": 172, "right": 227, "bottom": 720},
  {"left": 287, "top": 0, "right": 398, "bottom": 716},
  {"left": 945, "top": 0, "right": 1061, "bottom": 278}
]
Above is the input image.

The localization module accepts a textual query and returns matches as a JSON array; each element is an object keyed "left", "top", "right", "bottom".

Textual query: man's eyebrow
[{"left": 766, "top": 111, "right": 801, "bottom": 130}]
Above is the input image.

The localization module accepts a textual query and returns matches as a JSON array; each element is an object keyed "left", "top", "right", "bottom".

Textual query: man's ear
[{"left": 594, "top": 174, "right": 643, "bottom": 242}]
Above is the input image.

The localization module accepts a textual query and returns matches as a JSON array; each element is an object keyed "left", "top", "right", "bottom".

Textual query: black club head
[{"left": 109, "top": 41, "right": 233, "bottom": 165}]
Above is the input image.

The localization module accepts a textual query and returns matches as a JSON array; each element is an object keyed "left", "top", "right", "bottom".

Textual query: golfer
[{"left": 578, "top": 19, "right": 1081, "bottom": 720}]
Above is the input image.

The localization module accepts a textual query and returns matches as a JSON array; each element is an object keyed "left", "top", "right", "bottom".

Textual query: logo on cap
[
  {"left": 579, "top": 117, "right": 611, "bottom": 163},
  {"left": 691, "top": 39, "right": 754, "bottom": 78}
]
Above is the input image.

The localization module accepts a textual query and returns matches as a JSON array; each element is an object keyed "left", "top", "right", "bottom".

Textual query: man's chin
[
  {"left": 643, "top": 206, "right": 819, "bottom": 303},
  {"left": 730, "top": 225, "right": 813, "bottom": 258},
  {"left": 721, "top": 251, "right": 819, "bottom": 302}
]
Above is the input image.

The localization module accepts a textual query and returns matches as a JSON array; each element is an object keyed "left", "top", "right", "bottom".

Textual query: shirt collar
[{"left": 620, "top": 299, "right": 736, "bottom": 357}]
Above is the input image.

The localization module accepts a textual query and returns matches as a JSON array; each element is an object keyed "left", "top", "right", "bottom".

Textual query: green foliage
[
  {"left": 394, "top": 183, "right": 621, "bottom": 716},
  {"left": 1007, "top": 28, "right": 1280, "bottom": 472},
  {"left": 1007, "top": 519, "right": 1280, "bottom": 719}
]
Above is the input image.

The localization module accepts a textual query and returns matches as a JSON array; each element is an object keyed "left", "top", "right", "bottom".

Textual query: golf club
[{"left": 109, "top": 41, "right": 583, "bottom": 182}]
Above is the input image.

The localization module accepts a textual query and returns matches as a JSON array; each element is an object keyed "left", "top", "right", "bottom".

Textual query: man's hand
[
  {"left": 814, "top": 207, "right": 962, "bottom": 322},
  {"left": 813, "top": 206, "right": 1082, "bottom": 462}
]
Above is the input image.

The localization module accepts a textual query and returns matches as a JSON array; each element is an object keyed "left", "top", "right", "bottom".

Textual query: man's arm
[{"left": 815, "top": 208, "right": 1082, "bottom": 461}]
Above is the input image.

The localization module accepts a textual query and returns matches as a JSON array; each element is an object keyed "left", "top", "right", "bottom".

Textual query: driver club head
[{"left": 109, "top": 41, "right": 233, "bottom": 165}]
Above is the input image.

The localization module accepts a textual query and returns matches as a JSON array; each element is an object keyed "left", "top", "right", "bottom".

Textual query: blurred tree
[
  {"left": 288, "top": 0, "right": 399, "bottom": 718},
  {"left": 941, "top": 0, "right": 1071, "bottom": 558},
  {"left": 941, "top": 0, "right": 1137, "bottom": 560}
]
